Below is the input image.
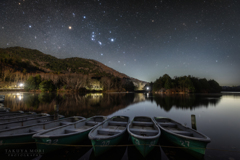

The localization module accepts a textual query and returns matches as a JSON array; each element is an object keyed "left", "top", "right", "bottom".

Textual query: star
[{"left": 68, "top": 26, "right": 72, "bottom": 30}]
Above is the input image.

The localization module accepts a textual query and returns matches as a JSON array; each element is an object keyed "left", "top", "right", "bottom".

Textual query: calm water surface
[{"left": 0, "top": 92, "right": 240, "bottom": 160}]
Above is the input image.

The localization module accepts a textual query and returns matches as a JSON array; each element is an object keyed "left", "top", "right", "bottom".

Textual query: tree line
[
  {"left": 153, "top": 74, "right": 221, "bottom": 93},
  {"left": 22, "top": 74, "right": 135, "bottom": 92}
]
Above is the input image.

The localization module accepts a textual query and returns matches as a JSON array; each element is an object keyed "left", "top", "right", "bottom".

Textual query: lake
[{"left": 0, "top": 91, "right": 240, "bottom": 160}]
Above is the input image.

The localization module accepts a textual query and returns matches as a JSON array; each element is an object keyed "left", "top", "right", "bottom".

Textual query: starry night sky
[{"left": 1, "top": 0, "right": 240, "bottom": 86}]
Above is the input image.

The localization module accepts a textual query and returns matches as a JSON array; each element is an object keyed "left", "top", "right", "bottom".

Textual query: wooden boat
[
  {"left": 0, "top": 111, "right": 24, "bottom": 115},
  {"left": 0, "top": 98, "right": 4, "bottom": 103},
  {"left": 153, "top": 117, "right": 211, "bottom": 156},
  {"left": 0, "top": 116, "right": 85, "bottom": 151},
  {"left": 88, "top": 115, "right": 129, "bottom": 157},
  {"left": 0, "top": 107, "right": 10, "bottom": 112},
  {"left": 0, "top": 112, "right": 36, "bottom": 118},
  {"left": 0, "top": 115, "right": 64, "bottom": 130},
  {"left": 0, "top": 110, "right": 9, "bottom": 113},
  {"left": 0, "top": 111, "right": 25, "bottom": 117},
  {"left": 0, "top": 113, "right": 38, "bottom": 119},
  {"left": 127, "top": 116, "right": 161, "bottom": 157},
  {"left": 33, "top": 115, "right": 107, "bottom": 153},
  {"left": 0, "top": 113, "right": 50, "bottom": 123}
]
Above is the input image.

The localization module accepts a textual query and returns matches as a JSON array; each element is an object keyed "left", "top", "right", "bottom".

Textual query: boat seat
[
  {"left": 132, "top": 121, "right": 154, "bottom": 127},
  {"left": 159, "top": 122, "right": 177, "bottom": 127},
  {"left": 65, "top": 129, "right": 78, "bottom": 134},
  {"left": 94, "top": 118, "right": 105, "bottom": 122},
  {"left": 5, "top": 126, "right": 19, "bottom": 129},
  {"left": 29, "top": 128, "right": 45, "bottom": 133},
  {"left": 108, "top": 121, "right": 128, "bottom": 126},
  {"left": 85, "top": 121, "right": 98, "bottom": 126},
  {"left": 98, "top": 128, "right": 122, "bottom": 135},
  {"left": 60, "top": 122, "right": 73, "bottom": 126},
  {"left": 38, "top": 120, "right": 50, "bottom": 123},
  {"left": 172, "top": 130, "right": 193, "bottom": 136},
  {"left": 130, "top": 128, "right": 158, "bottom": 136}
]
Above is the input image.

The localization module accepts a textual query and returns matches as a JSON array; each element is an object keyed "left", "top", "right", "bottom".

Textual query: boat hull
[
  {"left": 34, "top": 130, "right": 90, "bottom": 153},
  {"left": 0, "top": 134, "right": 34, "bottom": 152},
  {"left": 161, "top": 130, "right": 208, "bottom": 155},
  {"left": 130, "top": 134, "right": 159, "bottom": 157},
  {"left": 91, "top": 132, "right": 127, "bottom": 157}
]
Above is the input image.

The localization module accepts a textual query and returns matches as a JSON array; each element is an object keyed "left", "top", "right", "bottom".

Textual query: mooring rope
[{"left": 2, "top": 142, "right": 240, "bottom": 153}]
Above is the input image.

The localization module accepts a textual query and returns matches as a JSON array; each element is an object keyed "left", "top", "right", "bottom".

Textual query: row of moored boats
[{"left": 0, "top": 109, "right": 211, "bottom": 157}]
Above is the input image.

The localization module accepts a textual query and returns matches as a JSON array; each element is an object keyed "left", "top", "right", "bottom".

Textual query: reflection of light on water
[
  {"left": 13, "top": 93, "right": 24, "bottom": 100},
  {"left": 85, "top": 93, "right": 103, "bottom": 99},
  {"left": 147, "top": 93, "right": 149, "bottom": 98}
]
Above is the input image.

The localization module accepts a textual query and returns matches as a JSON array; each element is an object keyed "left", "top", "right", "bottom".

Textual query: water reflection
[
  {"left": 2, "top": 92, "right": 222, "bottom": 117},
  {"left": 3, "top": 92, "right": 138, "bottom": 117},
  {"left": 148, "top": 94, "right": 221, "bottom": 112},
  {"left": 1, "top": 92, "right": 240, "bottom": 160}
]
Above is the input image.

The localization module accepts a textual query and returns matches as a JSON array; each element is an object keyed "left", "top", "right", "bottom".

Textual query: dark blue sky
[{"left": 0, "top": 0, "right": 239, "bottom": 86}]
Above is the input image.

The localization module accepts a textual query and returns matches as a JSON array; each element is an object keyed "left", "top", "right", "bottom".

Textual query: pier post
[
  {"left": 191, "top": 114, "right": 197, "bottom": 130},
  {"left": 54, "top": 104, "right": 59, "bottom": 119}
]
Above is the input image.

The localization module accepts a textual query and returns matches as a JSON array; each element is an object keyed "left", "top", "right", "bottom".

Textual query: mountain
[
  {"left": 222, "top": 86, "right": 240, "bottom": 91},
  {"left": 0, "top": 47, "right": 147, "bottom": 91}
]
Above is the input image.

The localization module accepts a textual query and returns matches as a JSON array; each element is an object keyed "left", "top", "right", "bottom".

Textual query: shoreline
[{"left": 0, "top": 89, "right": 146, "bottom": 93}]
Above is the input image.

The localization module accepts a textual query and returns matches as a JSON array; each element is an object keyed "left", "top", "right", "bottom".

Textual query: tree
[
  {"left": 164, "top": 78, "right": 172, "bottom": 89},
  {"left": 35, "top": 74, "right": 41, "bottom": 85},
  {"left": 185, "top": 77, "right": 195, "bottom": 92},
  {"left": 24, "top": 75, "right": 42, "bottom": 91},
  {"left": 39, "top": 80, "right": 55, "bottom": 92},
  {"left": 153, "top": 78, "right": 163, "bottom": 91},
  {"left": 3, "top": 70, "right": 10, "bottom": 82},
  {"left": 199, "top": 78, "right": 210, "bottom": 90},
  {"left": 208, "top": 80, "right": 221, "bottom": 92},
  {"left": 24, "top": 76, "right": 35, "bottom": 91}
]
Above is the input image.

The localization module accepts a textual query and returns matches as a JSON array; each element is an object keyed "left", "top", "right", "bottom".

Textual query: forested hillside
[{"left": 0, "top": 47, "right": 145, "bottom": 91}]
